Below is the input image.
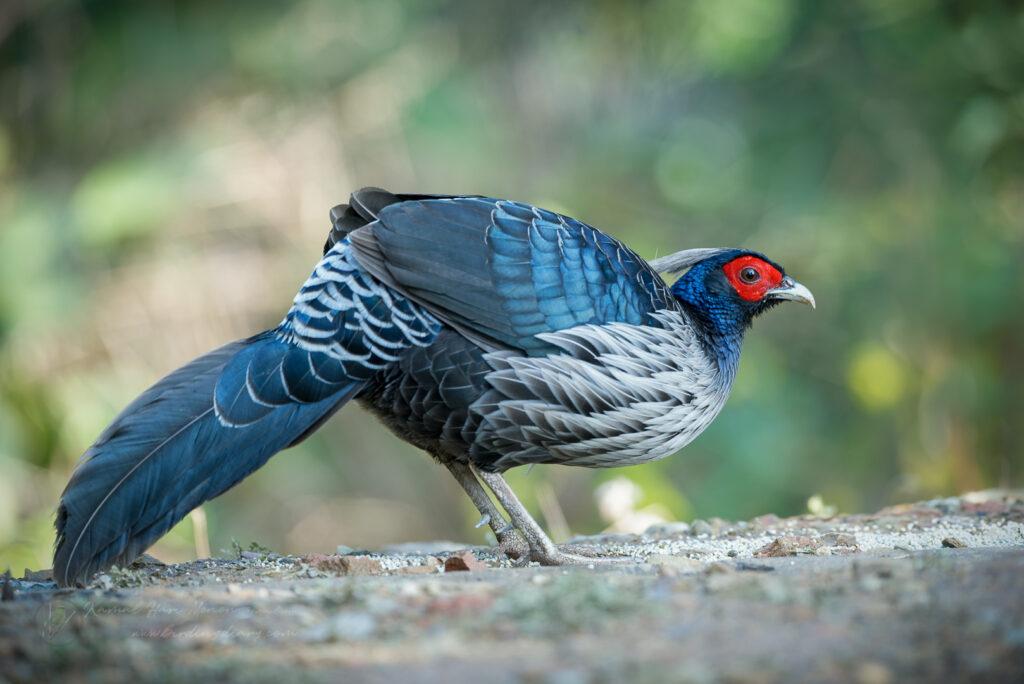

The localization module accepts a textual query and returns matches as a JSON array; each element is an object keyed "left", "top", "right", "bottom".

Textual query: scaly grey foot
[
  {"left": 473, "top": 468, "right": 632, "bottom": 566},
  {"left": 443, "top": 459, "right": 528, "bottom": 560}
]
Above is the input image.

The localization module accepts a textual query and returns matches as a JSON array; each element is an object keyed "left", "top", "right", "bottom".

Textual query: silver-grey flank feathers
[{"left": 472, "top": 312, "right": 731, "bottom": 469}]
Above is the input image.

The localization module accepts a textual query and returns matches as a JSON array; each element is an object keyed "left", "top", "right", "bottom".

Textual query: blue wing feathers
[{"left": 353, "top": 196, "right": 673, "bottom": 354}]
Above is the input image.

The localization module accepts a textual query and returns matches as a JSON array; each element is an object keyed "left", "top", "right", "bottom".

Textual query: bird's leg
[
  {"left": 474, "top": 468, "right": 621, "bottom": 566},
  {"left": 442, "top": 460, "right": 528, "bottom": 559}
]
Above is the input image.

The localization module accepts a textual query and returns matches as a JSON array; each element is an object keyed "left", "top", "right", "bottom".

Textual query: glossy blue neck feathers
[{"left": 669, "top": 253, "right": 757, "bottom": 372}]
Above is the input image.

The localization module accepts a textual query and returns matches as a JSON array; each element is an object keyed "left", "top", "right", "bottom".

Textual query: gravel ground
[{"left": 2, "top": 490, "right": 1022, "bottom": 683}]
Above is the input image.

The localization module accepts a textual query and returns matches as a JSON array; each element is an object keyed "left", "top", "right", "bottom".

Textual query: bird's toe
[{"left": 496, "top": 531, "right": 529, "bottom": 560}]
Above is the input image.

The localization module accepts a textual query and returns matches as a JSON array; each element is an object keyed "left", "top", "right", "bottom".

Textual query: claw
[
  {"left": 495, "top": 522, "right": 515, "bottom": 535},
  {"left": 474, "top": 513, "right": 491, "bottom": 529}
]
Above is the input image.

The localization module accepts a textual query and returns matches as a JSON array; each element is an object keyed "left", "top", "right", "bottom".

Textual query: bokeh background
[{"left": 1, "top": 0, "right": 1021, "bottom": 572}]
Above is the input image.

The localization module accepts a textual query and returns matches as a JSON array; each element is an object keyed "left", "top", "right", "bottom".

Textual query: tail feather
[
  {"left": 54, "top": 332, "right": 362, "bottom": 587},
  {"left": 56, "top": 200, "right": 445, "bottom": 587}
]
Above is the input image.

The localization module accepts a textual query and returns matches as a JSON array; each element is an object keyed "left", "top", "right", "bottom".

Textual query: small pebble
[
  {"left": 941, "top": 537, "right": 966, "bottom": 548},
  {"left": 691, "top": 519, "right": 714, "bottom": 536},
  {"left": 821, "top": 533, "right": 859, "bottom": 547},
  {"left": 444, "top": 550, "right": 488, "bottom": 572}
]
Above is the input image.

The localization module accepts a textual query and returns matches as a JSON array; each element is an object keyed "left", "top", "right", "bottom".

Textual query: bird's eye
[{"left": 740, "top": 267, "right": 760, "bottom": 283}]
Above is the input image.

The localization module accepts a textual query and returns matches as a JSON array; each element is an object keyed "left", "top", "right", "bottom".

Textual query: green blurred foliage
[{"left": 1, "top": 0, "right": 1021, "bottom": 571}]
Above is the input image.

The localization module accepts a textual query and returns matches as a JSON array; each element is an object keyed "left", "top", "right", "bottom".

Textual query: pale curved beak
[{"left": 766, "top": 276, "right": 815, "bottom": 309}]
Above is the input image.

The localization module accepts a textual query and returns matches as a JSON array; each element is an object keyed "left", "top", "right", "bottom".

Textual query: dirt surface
[{"left": 3, "top": 491, "right": 1023, "bottom": 683}]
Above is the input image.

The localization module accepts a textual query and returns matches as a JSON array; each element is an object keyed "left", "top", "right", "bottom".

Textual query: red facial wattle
[{"left": 723, "top": 256, "right": 784, "bottom": 302}]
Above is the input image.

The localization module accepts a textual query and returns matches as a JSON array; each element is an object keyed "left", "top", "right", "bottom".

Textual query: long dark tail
[
  {"left": 54, "top": 188, "right": 446, "bottom": 587},
  {"left": 53, "top": 331, "right": 363, "bottom": 587}
]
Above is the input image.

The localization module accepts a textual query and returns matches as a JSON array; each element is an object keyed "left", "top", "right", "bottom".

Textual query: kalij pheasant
[{"left": 53, "top": 188, "right": 815, "bottom": 586}]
